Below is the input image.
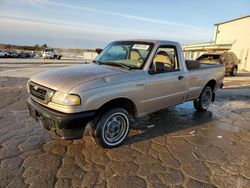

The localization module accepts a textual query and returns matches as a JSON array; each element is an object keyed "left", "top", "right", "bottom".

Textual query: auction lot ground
[{"left": 0, "top": 58, "right": 250, "bottom": 188}]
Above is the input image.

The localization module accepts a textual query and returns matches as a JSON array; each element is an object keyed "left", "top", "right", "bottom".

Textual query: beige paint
[{"left": 215, "top": 16, "right": 250, "bottom": 71}]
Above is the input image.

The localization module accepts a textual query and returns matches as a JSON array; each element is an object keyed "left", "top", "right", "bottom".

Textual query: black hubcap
[{"left": 109, "top": 122, "right": 119, "bottom": 133}]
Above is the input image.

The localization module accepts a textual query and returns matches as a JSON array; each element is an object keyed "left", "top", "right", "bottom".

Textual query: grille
[{"left": 29, "top": 84, "right": 47, "bottom": 101}]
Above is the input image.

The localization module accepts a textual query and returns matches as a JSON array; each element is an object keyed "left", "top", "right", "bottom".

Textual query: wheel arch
[
  {"left": 205, "top": 79, "right": 216, "bottom": 91},
  {"left": 204, "top": 79, "right": 216, "bottom": 101},
  {"left": 95, "top": 97, "right": 137, "bottom": 118}
]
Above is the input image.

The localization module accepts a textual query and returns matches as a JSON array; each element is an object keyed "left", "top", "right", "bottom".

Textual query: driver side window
[{"left": 151, "top": 46, "right": 179, "bottom": 73}]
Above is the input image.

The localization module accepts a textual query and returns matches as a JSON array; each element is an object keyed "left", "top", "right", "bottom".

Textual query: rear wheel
[
  {"left": 94, "top": 108, "right": 130, "bottom": 148},
  {"left": 193, "top": 86, "right": 212, "bottom": 112},
  {"left": 230, "top": 66, "right": 237, "bottom": 76}
]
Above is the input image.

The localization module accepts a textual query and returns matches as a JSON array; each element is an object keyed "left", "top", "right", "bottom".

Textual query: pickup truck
[
  {"left": 42, "top": 48, "right": 62, "bottom": 60},
  {"left": 27, "top": 40, "right": 225, "bottom": 148}
]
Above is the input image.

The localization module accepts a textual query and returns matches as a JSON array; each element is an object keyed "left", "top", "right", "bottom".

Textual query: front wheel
[
  {"left": 95, "top": 108, "right": 130, "bottom": 148},
  {"left": 193, "top": 86, "right": 212, "bottom": 112}
]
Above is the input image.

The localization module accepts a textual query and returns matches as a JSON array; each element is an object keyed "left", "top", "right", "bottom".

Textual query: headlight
[{"left": 51, "top": 92, "right": 81, "bottom": 106}]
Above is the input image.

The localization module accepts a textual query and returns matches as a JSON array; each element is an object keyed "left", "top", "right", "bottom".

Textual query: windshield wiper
[{"left": 102, "top": 62, "right": 132, "bottom": 70}]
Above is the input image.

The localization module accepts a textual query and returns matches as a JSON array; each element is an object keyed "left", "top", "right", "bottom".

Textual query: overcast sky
[{"left": 0, "top": 0, "right": 249, "bottom": 48}]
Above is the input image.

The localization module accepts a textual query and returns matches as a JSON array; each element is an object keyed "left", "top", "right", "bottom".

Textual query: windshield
[
  {"left": 95, "top": 41, "right": 154, "bottom": 69},
  {"left": 44, "top": 48, "right": 54, "bottom": 52}
]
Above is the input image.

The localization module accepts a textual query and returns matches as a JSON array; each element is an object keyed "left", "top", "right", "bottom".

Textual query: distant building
[
  {"left": 183, "top": 15, "right": 250, "bottom": 71},
  {"left": 182, "top": 41, "right": 232, "bottom": 60}
]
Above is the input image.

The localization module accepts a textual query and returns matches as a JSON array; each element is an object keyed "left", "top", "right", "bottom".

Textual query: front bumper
[{"left": 27, "top": 97, "right": 95, "bottom": 139}]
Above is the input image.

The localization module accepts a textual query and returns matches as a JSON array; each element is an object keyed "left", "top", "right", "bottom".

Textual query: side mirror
[
  {"left": 148, "top": 69, "right": 155, "bottom": 74},
  {"left": 95, "top": 48, "right": 103, "bottom": 54}
]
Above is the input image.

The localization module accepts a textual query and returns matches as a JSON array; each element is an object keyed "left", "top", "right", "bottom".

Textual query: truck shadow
[
  {"left": 224, "top": 71, "right": 250, "bottom": 77},
  {"left": 234, "top": 72, "right": 250, "bottom": 77},
  {"left": 124, "top": 102, "right": 214, "bottom": 145}
]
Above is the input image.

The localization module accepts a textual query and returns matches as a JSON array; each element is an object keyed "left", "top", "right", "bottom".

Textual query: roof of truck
[{"left": 113, "top": 39, "right": 181, "bottom": 46}]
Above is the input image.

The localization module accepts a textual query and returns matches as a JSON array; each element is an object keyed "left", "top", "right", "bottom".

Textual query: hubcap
[
  {"left": 102, "top": 113, "right": 129, "bottom": 145},
  {"left": 201, "top": 90, "right": 212, "bottom": 109},
  {"left": 109, "top": 122, "right": 120, "bottom": 134}
]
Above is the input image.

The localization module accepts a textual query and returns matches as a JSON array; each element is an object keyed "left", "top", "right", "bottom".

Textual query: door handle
[
  {"left": 178, "top": 75, "right": 184, "bottom": 80},
  {"left": 136, "top": 82, "right": 145, "bottom": 86}
]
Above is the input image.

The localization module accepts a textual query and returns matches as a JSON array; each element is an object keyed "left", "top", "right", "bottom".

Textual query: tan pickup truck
[{"left": 27, "top": 40, "right": 225, "bottom": 148}]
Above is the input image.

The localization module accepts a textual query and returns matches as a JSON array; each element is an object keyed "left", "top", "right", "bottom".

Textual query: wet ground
[{"left": 0, "top": 59, "right": 250, "bottom": 188}]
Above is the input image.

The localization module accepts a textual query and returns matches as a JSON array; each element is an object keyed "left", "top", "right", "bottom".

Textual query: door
[{"left": 145, "top": 46, "right": 187, "bottom": 114}]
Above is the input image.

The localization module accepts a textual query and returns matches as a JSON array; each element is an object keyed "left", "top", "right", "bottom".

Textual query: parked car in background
[
  {"left": 0, "top": 49, "right": 8, "bottom": 58},
  {"left": 28, "top": 51, "right": 36, "bottom": 58},
  {"left": 6, "top": 50, "right": 18, "bottom": 58},
  {"left": 18, "top": 51, "right": 33, "bottom": 58},
  {"left": 18, "top": 51, "right": 28, "bottom": 58},
  {"left": 35, "top": 52, "right": 42, "bottom": 58},
  {"left": 42, "top": 48, "right": 62, "bottom": 60},
  {"left": 196, "top": 52, "right": 239, "bottom": 76}
]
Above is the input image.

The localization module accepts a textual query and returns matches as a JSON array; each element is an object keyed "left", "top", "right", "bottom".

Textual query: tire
[
  {"left": 230, "top": 66, "right": 237, "bottom": 76},
  {"left": 94, "top": 108, "right": 130, "bottom": 148},
  {"left": 193, "top": 86, "right": 213, "bottom": 112}
]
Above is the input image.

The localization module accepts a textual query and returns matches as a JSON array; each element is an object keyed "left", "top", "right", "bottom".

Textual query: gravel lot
[{"left": 0, "top": 58, "right": 250, "bottom": 188}]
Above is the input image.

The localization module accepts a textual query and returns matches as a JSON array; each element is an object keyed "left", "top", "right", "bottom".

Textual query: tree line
[
  {"left": 0, "top": 44, "right": 48, "bottom": 51},
  {"left": 0, "top": 43, "right": 95, "bottom": 54}
]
